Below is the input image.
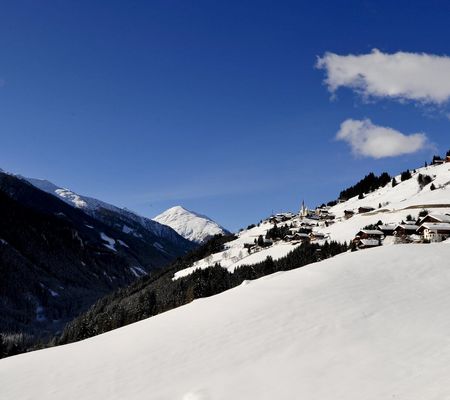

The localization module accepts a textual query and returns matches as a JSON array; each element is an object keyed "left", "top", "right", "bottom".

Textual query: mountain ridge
[{"left": 153, "top": 205, "right": 230, "bottom": 244}]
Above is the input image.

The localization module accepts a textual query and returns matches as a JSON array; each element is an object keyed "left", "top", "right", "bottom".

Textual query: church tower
[{"left": 300, "top": 200, "right": 308, "bottom": 217}]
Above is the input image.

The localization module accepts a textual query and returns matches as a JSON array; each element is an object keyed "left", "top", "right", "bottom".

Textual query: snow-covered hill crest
[
  {"left": 153, "top": 205, "right": 229, "bottom": 243},
  {"left": 3, "top": 244, "right": 450, "bottom": 399}
]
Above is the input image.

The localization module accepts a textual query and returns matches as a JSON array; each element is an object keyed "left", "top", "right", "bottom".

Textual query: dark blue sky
[{"left": 1, "top": 0, "right": 450, "bottom": 230}]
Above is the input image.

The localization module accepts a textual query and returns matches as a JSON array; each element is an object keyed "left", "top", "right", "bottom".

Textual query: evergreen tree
[
  {"left": 257, "top": 235, "right": 265, "bottom": 246},
  {"left": 392, "top": 177, "right": 397, "bottom": 187},
  {"left": 400, "top": 169, "right": 412, "bottom": 181}
]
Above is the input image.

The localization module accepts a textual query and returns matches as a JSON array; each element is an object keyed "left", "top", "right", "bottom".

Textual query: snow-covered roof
[
  {"left": 419, "top": 223, "right": 450, "bottom": 232},
  {"left": 310, "top": 231, "right": 326, "bottom": 237},
  {"left": 395, "top": 224, "right": 419, "bottom": 231},
  {"left": 292, "top": 233, "right": 309, "bottom": 238},
  {"left": 358, "top": 229, "right": 384, "bottom": 236},
  {"left": 359, "top": 239, "right": 380, "bottom": 247},
  {"left": 378, "top": 225, "right": 396, "bottom": 231},
  {"left": 420, "top": 214, "right": 450, "bottom": 224}
]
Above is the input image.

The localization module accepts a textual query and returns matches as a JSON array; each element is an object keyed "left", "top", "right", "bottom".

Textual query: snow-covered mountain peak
[
  {"left": 153, "top": 205, "right": 229, "bottom": 243},
  {"left": 16, "top": 175, "right": 194, "bottom": 250}
]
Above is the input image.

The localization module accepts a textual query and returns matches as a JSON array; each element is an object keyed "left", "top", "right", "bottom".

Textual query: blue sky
[{"left": 1, "top": 0, "right": 450, "bottom": 231}]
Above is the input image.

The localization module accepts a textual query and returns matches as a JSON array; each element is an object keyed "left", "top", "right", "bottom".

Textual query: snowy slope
[
  {"left": 154, "top": 205, "right": 229, "bottom": 243},
  {"left": 174, "top": 219, "right": 298, "bottom": 279},
  {"left": 2, "top": 244, "right": 450, "bottom": 399}
]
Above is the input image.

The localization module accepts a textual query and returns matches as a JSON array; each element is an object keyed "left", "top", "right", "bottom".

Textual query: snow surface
[
  {"left": 154, "top": 205, "right": 228, "bottom": 243},
  {"left": 100, "top": 232, "right": 116, "bottom": 252},
  {"left": 129, "top": 266, "right": 147, "bottom": 278},
  {"left": 2, "top": 244, "right": 450, "bottom": 399}
]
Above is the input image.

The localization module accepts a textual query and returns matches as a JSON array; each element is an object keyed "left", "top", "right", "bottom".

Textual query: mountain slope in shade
[
  {"left": 25, "top": 177, "right": 195, "bottom": 253},
  {"left": 2, "top": 244, "right": 450, "bottom": 399},
  {"left": 0, "top": 171, "right": 197, "bottom": 342},
  {"left": 0, "top": 172, "right": 158, "bottom": 337},
  {"left": 153, "top": 205, "right": 229, "bottom": 243}
]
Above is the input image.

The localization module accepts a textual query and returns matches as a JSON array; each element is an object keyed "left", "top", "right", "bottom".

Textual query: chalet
[
  {"left": 358, "top": 238, "right": 381, "bottom": 249},
  {"left": 418, "top": 213, "right": 450, "bottom": 226},
  {"left": 285, "top": 232, "right": 310, "bottom": 242},
  {"left": 270, "top": 214, "right": 291, "bottom": 223},
  {"left": 315, "top": 207, "right": 331, "bottom": 217},
  {"left": 378, "top": 224, "right": 396, "bottom": 236},
  {"left": 394, "top": 224, "right": 419, "bottom": 237},
  {"left": 344, "top": 210, "right": 355, "bottom": 219},
  {"left": 309, "top": 231, "right": 326, "bottom": 241},
  {"left": 358, "top": 206, "right": 375, "bottom": 214},
  {"left": 417, "top": 223, "right": 450, "bottom": 242},
  {"left": 355, "top": 229, "right": 384, "bottom": 240}
]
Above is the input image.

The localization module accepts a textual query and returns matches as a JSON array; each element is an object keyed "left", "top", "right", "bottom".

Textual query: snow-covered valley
[{"left": 2, "top": 244, "right": 450, "bottom": 399}]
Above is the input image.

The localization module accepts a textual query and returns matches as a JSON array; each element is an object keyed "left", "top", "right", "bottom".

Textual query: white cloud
[
  {"left": 317, "top": 49, "right": 450, "bottom": 104},
  {"left": 336, "top": 119, "right": 429, "bottom": 158}
]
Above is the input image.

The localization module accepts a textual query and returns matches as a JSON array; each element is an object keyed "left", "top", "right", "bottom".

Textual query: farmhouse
[
  {"left": 394, "top": 224, "right": 419, "bottom": 237},
  {"left": 344, "top": 210, "right": 355, "bottom": 219},
  {"left": 358, "top": 238, "right": 380, "bottom": 249},
  {"left": 417, "top": 223, "right": 450, "bottom": 242},
  {"left": 309, "top": 231, "right": 326, "bottom": 241},
  {"left": 417, "top": 213, "right": 450, "bottom": 226},
  {"left": 378, "top": 224, "right": 396, "bottom": 236},
  {"left": 355, "top": 229, "right": 384, "bottom": 240},
  {"left": 285, "top": 232, "right": 310, "bottom": 242}
]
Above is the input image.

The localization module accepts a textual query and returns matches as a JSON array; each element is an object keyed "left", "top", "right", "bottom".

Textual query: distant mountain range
[
  {"left": 153, "top": 205, "right": 229, "bottom": 244},
  {"left": 0, "top": 170, "right": 196, "bottom": 343}
]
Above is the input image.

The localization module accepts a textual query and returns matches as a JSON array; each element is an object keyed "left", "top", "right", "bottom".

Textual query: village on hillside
[
  {"left": 245, "top": 154, "right": 450, "bottom": 254},
  {"left": 175, "top": 156, "right": 450, "bottom": 280},
  {"left": 257, "top": 204, "right": 450, "bottom": 253}
]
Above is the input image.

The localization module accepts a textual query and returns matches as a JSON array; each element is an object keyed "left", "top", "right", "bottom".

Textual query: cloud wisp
[
  {"left": 317, "top": 49, "right": 450, "bottom": 105},
  {"left": 336, "top": 119, "right": 430, "bottom": 159}
]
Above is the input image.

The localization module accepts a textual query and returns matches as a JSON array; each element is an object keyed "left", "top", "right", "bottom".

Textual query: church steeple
[{"left": 300, "top": 200, "right": 308, "bottom": 217}]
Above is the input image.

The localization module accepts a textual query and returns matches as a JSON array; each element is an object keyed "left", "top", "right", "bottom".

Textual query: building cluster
[
  {"left": 353, "top": 213, "right": 450, "bottom": 250},
  {"left": 261, "top": 203, "right": 336, "bottom": 248}
]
